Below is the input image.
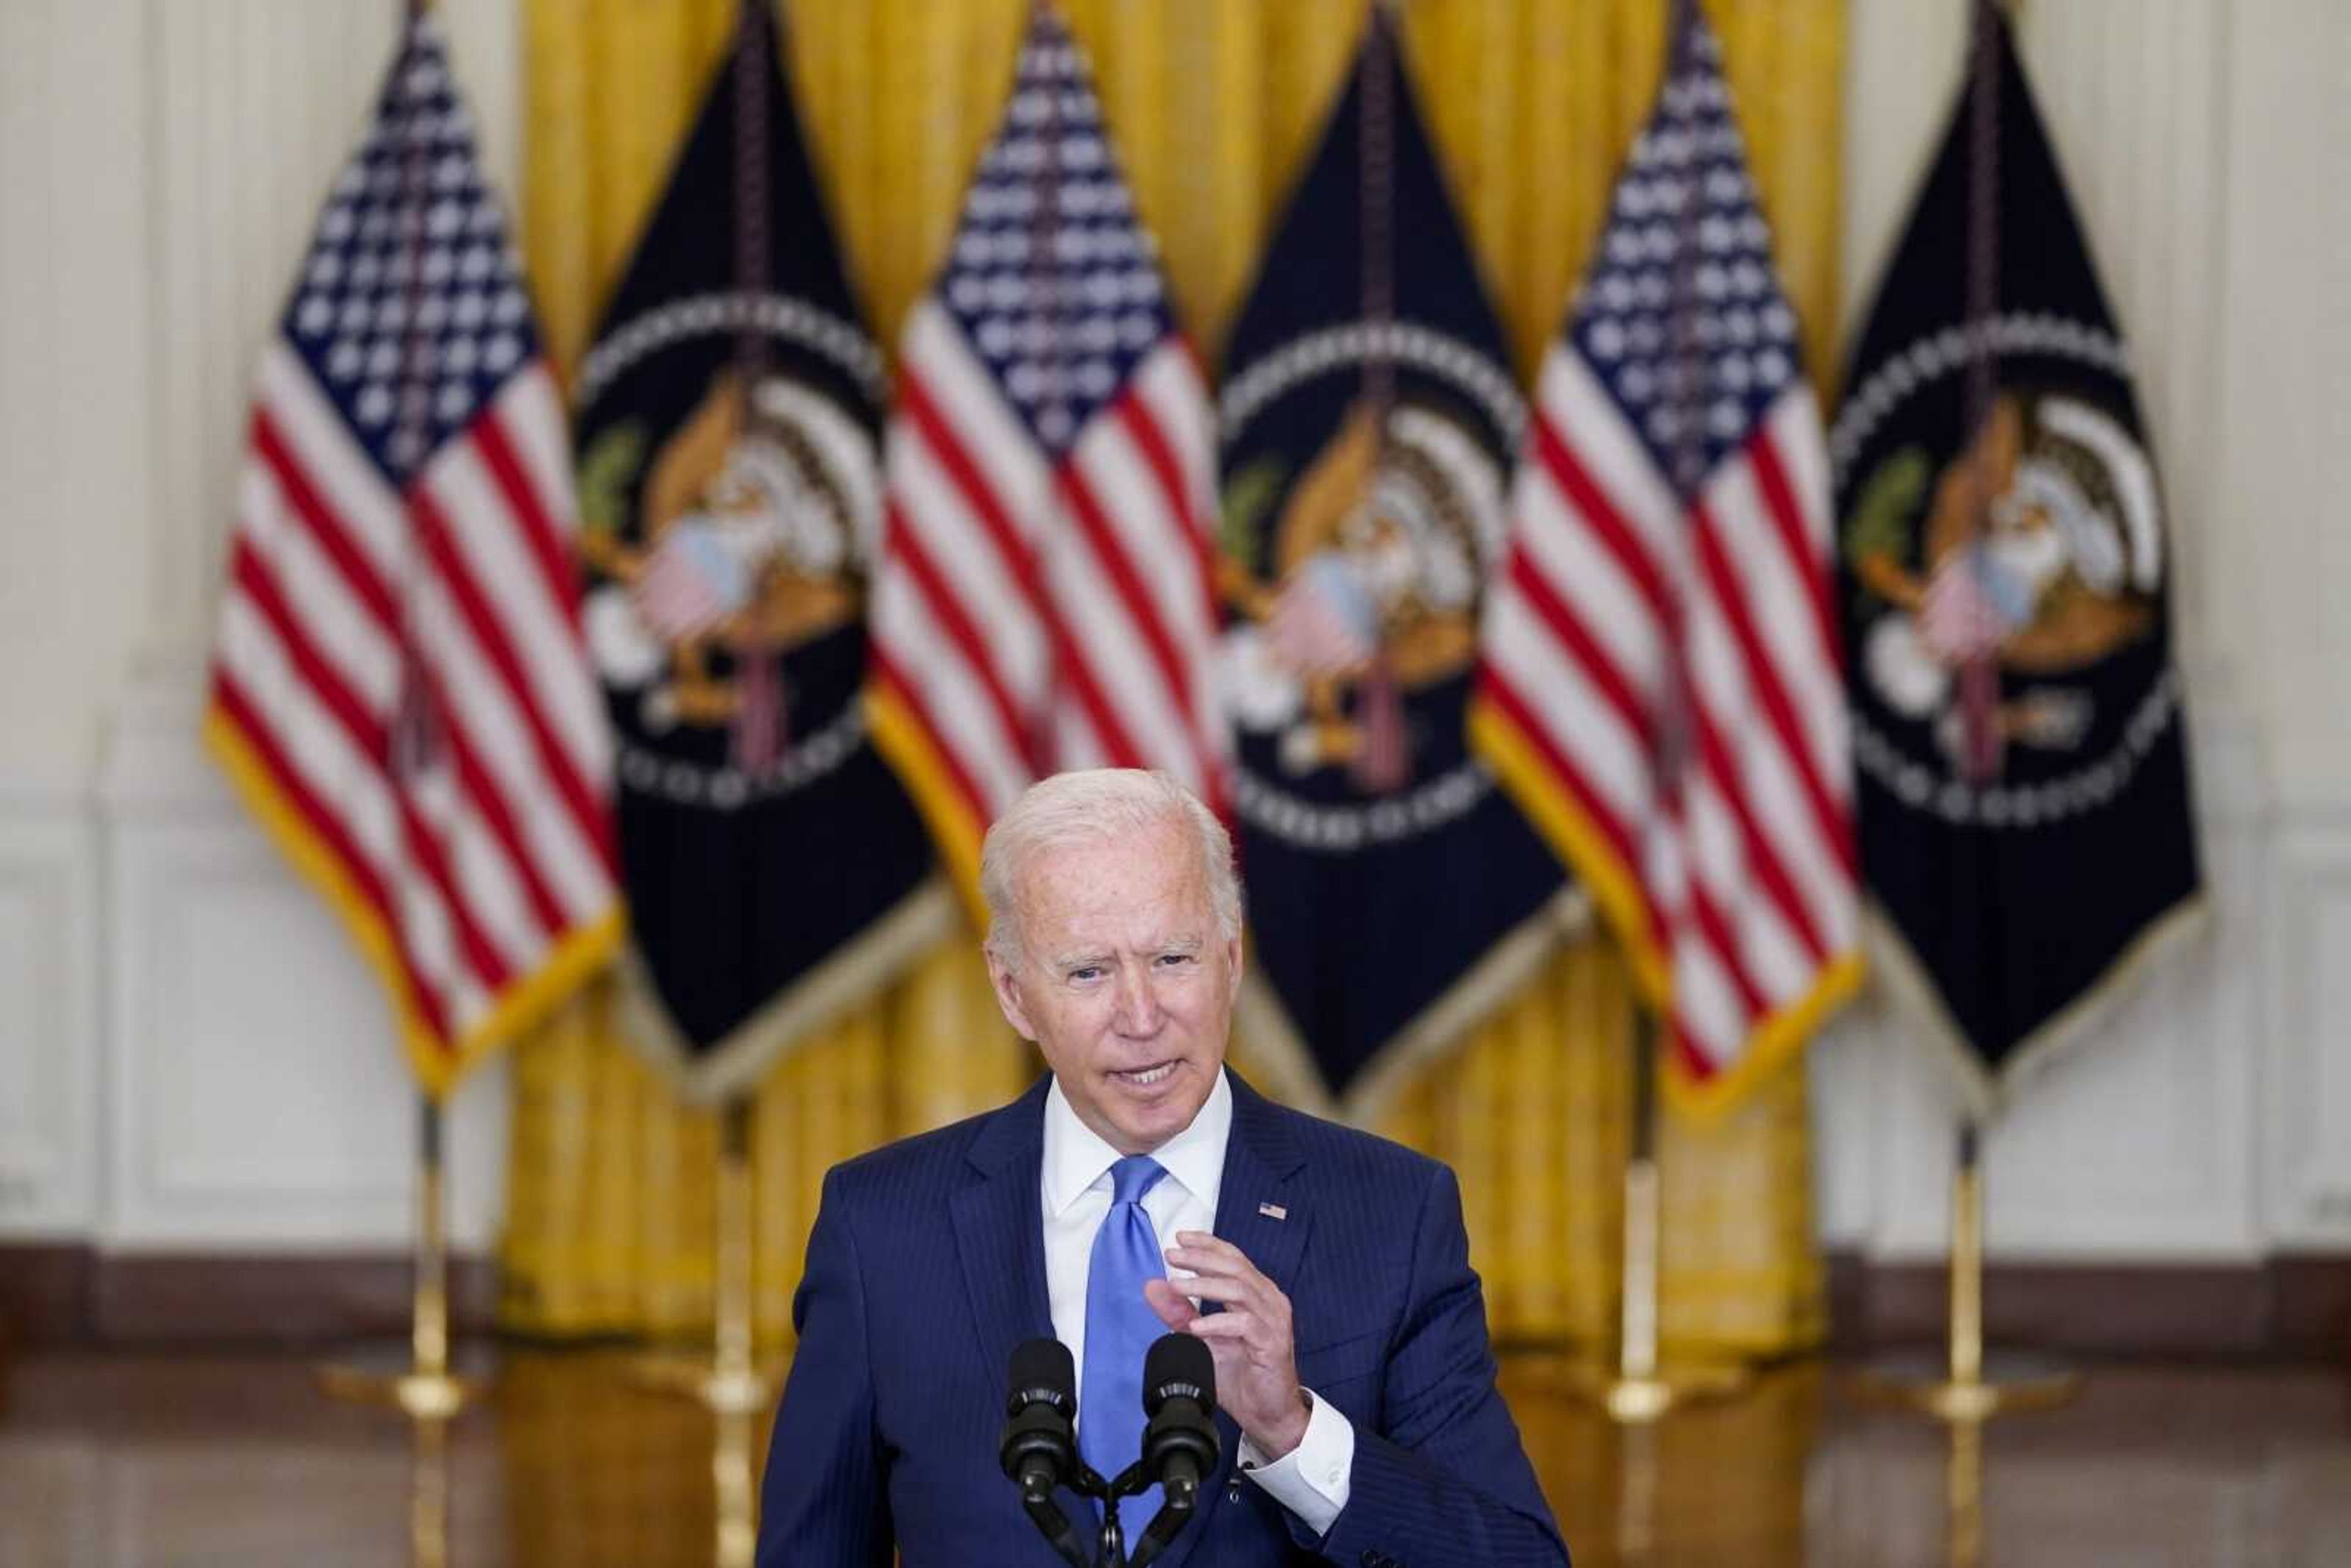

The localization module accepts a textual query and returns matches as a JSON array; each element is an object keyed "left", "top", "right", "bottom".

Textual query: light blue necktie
[{"left": 1080, "top": 1154, "right": 1169, "bottom": 1547}]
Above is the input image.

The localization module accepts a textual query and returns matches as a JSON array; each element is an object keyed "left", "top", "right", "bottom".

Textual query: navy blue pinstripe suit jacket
[{"left": 757, "top": 1069, "right": 1569, "bottom": 1567}]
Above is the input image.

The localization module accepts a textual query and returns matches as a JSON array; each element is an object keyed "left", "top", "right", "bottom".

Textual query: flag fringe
[
  {"left": 203, "top": 706, "right": 624, "bottom": 1098},
  {"left": 1864, "top": 891, "right": 2213, "bottom": 1118},
  {"left": 614, "top": 877, "right": 961, "bottom": 1105},
  {"left": 1660, "top": 949, "right": 1864, "bottom": 1125}
]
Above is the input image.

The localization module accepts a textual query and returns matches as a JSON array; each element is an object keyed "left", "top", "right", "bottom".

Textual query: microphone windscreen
[
  {"left": 1142, "top": 1332, "right": 1217, "bottom": 1416},
  {"left": 1007, "top": 1337, "right": 1076, "bottom": 1413}
]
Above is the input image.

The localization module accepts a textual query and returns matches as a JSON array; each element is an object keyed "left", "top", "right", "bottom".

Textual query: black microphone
[
  {"left": 1000, "top": 1338, "right": 1078, "bottom": 1499},
  {"left": 999, "top": 1339, "right": 1090, "bottom": 1567},
  {"left": 1128, "top": 1333, "right": 1221, "bottom": 1567}
]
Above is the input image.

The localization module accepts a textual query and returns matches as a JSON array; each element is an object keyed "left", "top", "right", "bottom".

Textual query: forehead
[{"left": 1018, "top": 822, "right": 1210, "bottom": 947}]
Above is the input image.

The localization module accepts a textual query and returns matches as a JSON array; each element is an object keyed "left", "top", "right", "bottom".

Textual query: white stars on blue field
[
  {"left": 280, "top": 17, "right": 534, "bottom": 484},
  {"left": 938, "top": 10, "right": 1172, "bottom": 454},
  {"left": 1568, "top": 21, "right": 1802, "bottom": 493}
]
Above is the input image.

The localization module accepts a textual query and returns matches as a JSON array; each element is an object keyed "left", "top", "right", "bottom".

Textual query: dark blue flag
[
  {"left": 1217, "top": 14, "right": 1580, "bottom": 1119},
  {"left": 573, "top": 5, "right": 947, "bottom": 1099},
  {"left": 1832, "top": 7, "right": 2205, "bottom": 1106}
]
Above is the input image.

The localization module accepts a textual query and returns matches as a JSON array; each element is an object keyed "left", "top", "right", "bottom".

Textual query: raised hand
[{"left": 1145, "top": 1231, "right": 1310, "bottom": 1460}]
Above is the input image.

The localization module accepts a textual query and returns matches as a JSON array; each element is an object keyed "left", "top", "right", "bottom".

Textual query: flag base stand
[
  {"left": 1562, "top": 1156, "right": 1751, "bottom": 1424},
  {"left": 626, "top": 1101, "right": 781, "bottom": 1416},
  {"left": 317, "top": 1095, "right": 487, "bottom": 1418},
  {"left": 315, "top": 1359, "right": 484, "bottom": 1422},
  {"left": 1559, "top": 1011, "right": 1749, "bottom": 1425},
  {"left": 314, "top": 1095, "right": 486, "bottom": 1568},
  {"left": 1847, "top": 1347, "right": 2079, "bottom": 1423},
  {"left": 1848, "top": 1125, "right": 2081, "bottom": 1424}
]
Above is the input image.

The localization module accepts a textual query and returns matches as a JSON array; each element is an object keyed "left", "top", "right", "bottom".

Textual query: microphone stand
[{"left": 1021, "top": 1455, "right": 1199, "bottom": 1568}]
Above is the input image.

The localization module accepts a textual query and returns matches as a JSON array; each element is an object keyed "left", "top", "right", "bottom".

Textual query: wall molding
[
  {"left": 6, "top": 1244, "right": 2342, "bottom": 1359},
  {"left": 0, "top": 1244, "right": 497, "bottom": 1348},
  {"left": 0, "top": 784, "right": 100, "bottom": 1239},
  {"left": 2263, "top": 814, "right": 2351, "bottom": 1249},
  {"left": 1826, "top": 1251, "right": 2351, "bottom": 1362}
]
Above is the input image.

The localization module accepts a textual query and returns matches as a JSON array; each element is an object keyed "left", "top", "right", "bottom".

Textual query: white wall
[{"left": 0, "top": 0, "right": 2346, "bottom": 1267}]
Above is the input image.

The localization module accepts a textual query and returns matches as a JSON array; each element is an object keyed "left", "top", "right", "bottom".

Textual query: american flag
[
  {"left": 864, "top": 5, "right": 1224, "bottom": 891},
  {"left": 203, "top": 14, "right": 620, "bottom": 1093},
  {"left": 1470, "top": 13, "right": 1859, "bottom": 1106}
]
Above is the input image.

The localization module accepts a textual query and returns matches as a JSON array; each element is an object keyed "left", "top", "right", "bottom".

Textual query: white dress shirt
[{"left": 1040, "top": 1068, "right": 1354, "bottom": 1536}]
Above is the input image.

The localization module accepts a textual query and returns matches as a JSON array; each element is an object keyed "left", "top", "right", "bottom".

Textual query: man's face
[{"left": 986, "top": 819, "right": 1241, "bottom": 1155}]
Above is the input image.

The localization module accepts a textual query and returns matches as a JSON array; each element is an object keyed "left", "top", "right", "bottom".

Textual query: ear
[
  {"left": 1222, "top": 928, "right": 1245, "bottom": 1005},
  {"left": 986, "top": 950, "right": 1039, "bottom": 1042}
]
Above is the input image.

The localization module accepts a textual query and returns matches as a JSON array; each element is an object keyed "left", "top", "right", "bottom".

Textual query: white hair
[{"left": 980, "top": 770, "right": 1241, "bottom": 966}]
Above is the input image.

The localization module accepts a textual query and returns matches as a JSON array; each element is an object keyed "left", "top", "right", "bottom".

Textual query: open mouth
[{"left": 1110, "top": 1060, "right": 1179, "bottom": 1089}]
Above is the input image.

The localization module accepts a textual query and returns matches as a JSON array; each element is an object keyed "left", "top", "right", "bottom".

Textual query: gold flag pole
[
  {"left": 318, "top": 1096, "right": 482, "bottom": 1419},
  {"left": 313, "top": 9, "right": 484, "bottom": 1562},
  {"left": 317, "top": 1095, "right": 484, "bottom": 1568},
  {"left": 1850, "top": 0, "right": 2078, "bottom": 1436},
  {"left": 626, "top": 1098, "right": 774, "bottom": 1568},
  {"left": 1569, "top": 1007, "right": 1746, "bottom": 1422},
  {"left": 631, "top": 1098, "right": 777, "bottom": 1416},
  {"left": 1851, "top": 1122, "right": 2078, "bottom": 1422},
  {"left": 624, "top": 18, "right": 778, "bottom": 1566}
]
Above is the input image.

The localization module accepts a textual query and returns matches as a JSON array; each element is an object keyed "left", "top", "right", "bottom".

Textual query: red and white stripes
[
  {"left": 868, "top": 301, "right": 1224, "bottom": 858},
  {"left": 1476, "top": 352, "right": 1857, "bottom": 1089},
  {"left": 208, "top": 345, "right": 618, "bottom": 1082}
]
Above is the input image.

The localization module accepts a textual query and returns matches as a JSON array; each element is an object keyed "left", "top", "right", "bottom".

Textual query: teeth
[{"left": 1119, "top": 1063, "right": 1175, "bottom": 1086}]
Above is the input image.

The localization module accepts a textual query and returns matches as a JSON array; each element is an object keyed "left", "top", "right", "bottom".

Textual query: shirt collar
[{"left": 1042, "top": 1065, "right": 1233, "bottom": 1218}]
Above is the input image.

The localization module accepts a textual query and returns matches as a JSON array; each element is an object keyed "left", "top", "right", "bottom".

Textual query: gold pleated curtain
[{"left": 500, "top": 0, "right": 1842, "bottom": 1360}]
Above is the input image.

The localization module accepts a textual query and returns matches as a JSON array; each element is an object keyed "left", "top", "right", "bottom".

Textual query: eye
[
  {"left": 1156, "top": 951, "right": 1197, "bottom": 969},
  {"left": 1067, "top": 966, "right": 1104, "bottom": 984}
]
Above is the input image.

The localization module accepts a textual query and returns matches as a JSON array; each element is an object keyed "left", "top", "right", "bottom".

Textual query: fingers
[
  {"left": 1161, "top": 1272, "right": 1261, "bottom": 1309},
  {"left": 1163, "top": 1242, "right": 1269, "bottom": 1298},
  {"left": 1166, "top": 1246, "right": 1282, "bottom": 1319},
  {"left": 1170, "top": 1231, "right": 1253, "bottom": 1270},
  {"left": 1180, "top": 1311, "right": 1258, "bottom": 1343}
]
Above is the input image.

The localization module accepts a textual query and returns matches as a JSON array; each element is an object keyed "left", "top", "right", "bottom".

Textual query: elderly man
[{"left": 758, "top": 769, "right": 1567, "bottom": 1567}]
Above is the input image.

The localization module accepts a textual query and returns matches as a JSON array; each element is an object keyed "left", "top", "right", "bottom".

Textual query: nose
[{"left": 1111, "top": 964, "right": 1163, "bottom": 1038}]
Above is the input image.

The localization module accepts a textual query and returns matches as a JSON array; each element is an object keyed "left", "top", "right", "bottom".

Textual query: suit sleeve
[
  {"left": 756, "top": 1168, "right": 893, "bottom": 1568},
  {"left": 1307, "top": 1165, "right": 1570, "bottom": 1568}
]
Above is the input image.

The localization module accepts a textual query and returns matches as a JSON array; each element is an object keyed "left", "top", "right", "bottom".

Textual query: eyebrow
[{"left": 1044, "top": 936, "right": 1204, "bottom": 972}]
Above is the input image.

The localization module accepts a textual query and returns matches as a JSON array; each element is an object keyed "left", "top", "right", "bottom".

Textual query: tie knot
[{"left": 1108, "top": 1155, "right": 1167, "bottom": 1207}]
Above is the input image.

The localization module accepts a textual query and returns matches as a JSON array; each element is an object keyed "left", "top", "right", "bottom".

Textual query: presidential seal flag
[
  {"left": 1218, "top": 12, "right": 1579, "bottom": 1119},
  {"left": 864, "top": 4, "right": 1225, "bottom": 898},
  {"left": 204, "top": 12, "right": 621, "bottom": 1095},
  {"left": 573, "top": 2, "right": 947, "bottom": 1100},
  {"left": 1471, "top": 9, "right": 1861, "bottom": 1117},
  {"left": 1832, "top": 6, "right": 2203, "bottom": 1108}
]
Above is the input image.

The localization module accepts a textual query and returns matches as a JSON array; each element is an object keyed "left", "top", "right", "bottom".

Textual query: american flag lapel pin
[{"left": 1257, "top": 1202, "right": 1288, "bottom": 1221}]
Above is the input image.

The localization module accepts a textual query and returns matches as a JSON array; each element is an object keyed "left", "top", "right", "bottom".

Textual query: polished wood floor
[{"left": 2, "top": 1347, "right": 2347, "bottom": 1566}]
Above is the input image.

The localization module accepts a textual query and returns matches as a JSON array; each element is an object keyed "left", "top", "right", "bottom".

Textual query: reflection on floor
[{"left": 1, "top": 1347, "right": 2347, "bottom": 1566}]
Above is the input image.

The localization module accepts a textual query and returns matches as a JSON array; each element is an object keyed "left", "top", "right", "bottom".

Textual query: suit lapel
[
  {"left": 951, "top": 1077, "right": 1056, "bottom": 1376},
  {"left": 1163, "top": 1071, "right": 1312, "bottom": 1568}
]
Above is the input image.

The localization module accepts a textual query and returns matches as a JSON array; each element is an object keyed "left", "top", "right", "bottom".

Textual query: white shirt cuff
[{"left": 1237, "top": 1388, "right": 1353, "bottom": 1537}]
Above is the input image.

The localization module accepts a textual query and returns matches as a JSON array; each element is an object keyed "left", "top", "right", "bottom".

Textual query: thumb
[{"left": 1143, "top": 1276, "right": 1198, "bottom": 1331}]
